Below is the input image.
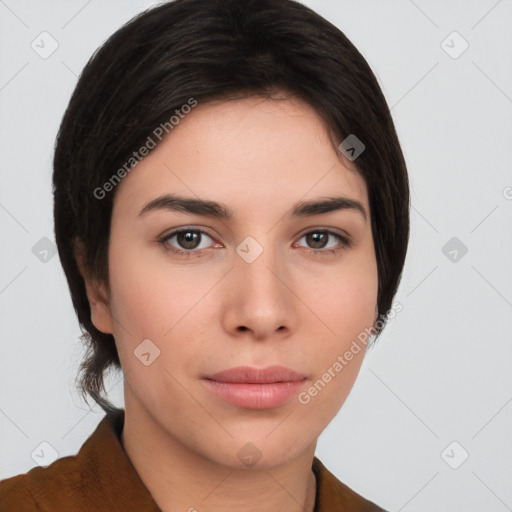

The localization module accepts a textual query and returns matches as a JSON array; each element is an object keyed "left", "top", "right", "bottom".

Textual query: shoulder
[
  {"left": 0, "top": 473, "right": 36, "bottom": 510},
  {"left": 312, "top": 457, "right": 387, "bottom": 511},
  {"left": 0, "top": 409, "right": 127, "bottom": 511},
  {"left": 0, "top": 452, "right": 85, "bottom": 511}
]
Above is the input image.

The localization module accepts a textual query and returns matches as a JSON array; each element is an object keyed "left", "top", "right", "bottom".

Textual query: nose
[{"left": 221, "top": 244, "right": 297, "bottom": 341}]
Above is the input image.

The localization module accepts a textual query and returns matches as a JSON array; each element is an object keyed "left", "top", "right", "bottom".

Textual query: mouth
[{"left": 202, "top": 365, "right": 307, "bottom": 409}]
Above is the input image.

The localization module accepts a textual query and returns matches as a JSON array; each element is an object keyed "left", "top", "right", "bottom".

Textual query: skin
[{"left": 81, "top": 93, "right": 379, "bottom": 512}]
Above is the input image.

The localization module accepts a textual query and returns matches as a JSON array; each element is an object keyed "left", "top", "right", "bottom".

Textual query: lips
[
  {"left": 205, "top": 365, "right": 307, "bottom": 384},
  {"left": 203, "top": 365, "right": 307, "bottom": 409}
]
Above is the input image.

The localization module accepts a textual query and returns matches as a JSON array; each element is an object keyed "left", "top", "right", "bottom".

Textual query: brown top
[{"left": 0, "top": 410, "right": 386, "bottom": 511}]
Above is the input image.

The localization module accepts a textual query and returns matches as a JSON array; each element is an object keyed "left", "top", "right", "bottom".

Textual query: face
[{"left": 88, "top": 94, "right": 378, "bottom": 469}]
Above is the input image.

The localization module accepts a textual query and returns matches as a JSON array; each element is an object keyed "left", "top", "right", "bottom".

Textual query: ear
[{"left": 74, "top": 239, "right": 114, "bottom": 334}]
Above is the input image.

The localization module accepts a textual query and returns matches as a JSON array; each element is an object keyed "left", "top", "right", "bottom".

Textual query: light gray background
[{"left": 1, "top": 1, "right": 511, "bottom": 511}]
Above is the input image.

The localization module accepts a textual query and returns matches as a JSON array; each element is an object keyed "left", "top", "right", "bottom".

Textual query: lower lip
[{"left": 203, "top": 379, "right": 306, "bottom": 409}]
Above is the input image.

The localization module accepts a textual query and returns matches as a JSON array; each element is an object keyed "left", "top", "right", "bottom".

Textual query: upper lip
[{"left": 205, "top": 365, "right": 307, "bottom": 384}]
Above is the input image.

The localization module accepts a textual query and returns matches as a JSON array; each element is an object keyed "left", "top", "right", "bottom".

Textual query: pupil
[
  {"left": 179, "top": 231, "right": 199, "bottom": 249},
  {"left": 308, "top": 232, "right": 327, "bottom": 249}
]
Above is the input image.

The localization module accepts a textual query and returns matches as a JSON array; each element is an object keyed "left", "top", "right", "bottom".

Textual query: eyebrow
[{"left": 139, "top": 194, "right": 367, "bottom": 222}]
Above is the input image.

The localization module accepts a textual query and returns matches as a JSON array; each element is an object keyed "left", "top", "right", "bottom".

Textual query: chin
[{"left": 206, "top": 434, "right": 311, "bottom": 471}]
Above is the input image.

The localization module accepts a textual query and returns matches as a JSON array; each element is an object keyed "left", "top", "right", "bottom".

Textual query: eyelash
[{"left": 158, "top": 228, "right": 352, "bottom": 258}]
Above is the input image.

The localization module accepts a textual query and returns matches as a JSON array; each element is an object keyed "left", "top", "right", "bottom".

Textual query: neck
[{"left": 121, "top": 392, "right": 317, "bottom": 512}]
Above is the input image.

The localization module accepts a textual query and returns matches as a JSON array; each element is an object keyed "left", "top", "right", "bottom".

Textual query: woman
[{"left": 0, "top": 0, "right": 409, "bottom": 510}]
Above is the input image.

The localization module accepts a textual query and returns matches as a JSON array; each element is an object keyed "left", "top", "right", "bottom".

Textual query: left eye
[{"left": 296, "top": 230, "right": 350, "bottom": 252}]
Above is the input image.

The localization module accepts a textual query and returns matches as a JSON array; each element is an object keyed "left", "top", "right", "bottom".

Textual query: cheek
[
  {"left": 302, "top": 256, "right": 378, "bottom": 341},
  {"left": 297, "top": 280, "right": 375, "bottom": 423},
  {"left": 296, "top": 256, "right": 377, "bottom": 411},
  {"left": 107, "top": 243, "right": 204, "bottom": 337},
  {"left": 106, "top": 243, "right": 221, "bottom": 380}
]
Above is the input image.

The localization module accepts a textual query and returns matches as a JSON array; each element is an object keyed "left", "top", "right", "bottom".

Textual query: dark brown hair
[{"left": 53, "top": 0, "right": 410, "bottom": 412}]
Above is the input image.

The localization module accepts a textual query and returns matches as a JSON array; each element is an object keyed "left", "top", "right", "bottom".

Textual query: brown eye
[
  {"left": 175, "top": 231, "right": 202, "bottom": 250},
  {"left": 305, "top": 232, "right": 329, "bottom": 249},
  {"left": 160, "top": 229, "right": 215, "bottom": 256},
  {"left": 296, "top": 230, "right": 351, "bottom": 254}
]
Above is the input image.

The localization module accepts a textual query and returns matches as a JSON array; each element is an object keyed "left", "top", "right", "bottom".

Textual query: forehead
[{"left": 112, "top": 95, "right": 369, "bottom": 218}]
